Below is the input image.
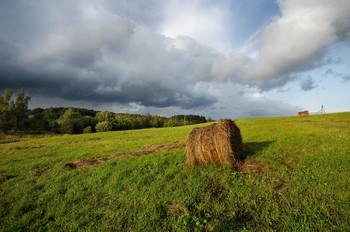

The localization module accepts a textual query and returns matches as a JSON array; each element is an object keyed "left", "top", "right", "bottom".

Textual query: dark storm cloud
[
  {"left": 0, "top": 61, "right": 216, "bottom": 109},
  {"left": 0, "top": 0, "right": 218, "bottom": 109}
]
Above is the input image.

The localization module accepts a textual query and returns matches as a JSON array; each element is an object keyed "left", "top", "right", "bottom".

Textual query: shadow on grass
[
  {"left": 216, "top": 210, "right": 254, "bottom": 231},
  {"left": 243, "top": 141, "right": 275, "bottom": 160}
]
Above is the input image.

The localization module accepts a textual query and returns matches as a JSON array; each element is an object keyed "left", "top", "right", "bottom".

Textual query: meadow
[{"left": 0, "top": 112, "right": 349, "bottom": 231}]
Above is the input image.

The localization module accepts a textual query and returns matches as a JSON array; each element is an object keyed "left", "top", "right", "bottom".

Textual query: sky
[{"left": 0, "top": 0, "right": 349, "bottom": 119}]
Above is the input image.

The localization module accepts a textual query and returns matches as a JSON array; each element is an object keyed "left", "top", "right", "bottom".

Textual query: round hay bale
[{"left": 185, "top": 119, "right": 244, "bottom": 168}]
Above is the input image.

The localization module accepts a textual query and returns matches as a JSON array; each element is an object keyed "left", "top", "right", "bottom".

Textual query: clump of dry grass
[{"left": 185, "top": 119, "right": 244, "bottom": 168}]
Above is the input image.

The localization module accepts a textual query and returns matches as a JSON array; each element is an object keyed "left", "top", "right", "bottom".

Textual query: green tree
[
  {"left": 207, "top": 117, "right": 214, "bottom": 122},
  {"left": 43, "top": 107, "right": 60, "bottom": 132},
  {"left": 95, "top": 121, "right": 113, "bottom": 132},
  {"left": 60, "top": 108, "right": 83, "bottom": 134},
  {"left": 96, "top": 111, "right": 116, "bottom": 130},
  {"left": 115, "top": 113, "right": 132, "bottom": 130},
  {"left": 14, "top": 88, "right": 31, "bottom": 131},
  {"left": 0, "top": 89, "right": 14, "bottom": 133},
  {"left": 81, "top": 116, "right": 97, "bottom": 132},
  {"left": 96, "top": 111, "right": 115, "bottom": 122},
  {"left": 82, "top": 126, "right": 92, "bottom": 134},
  {"left": 150, "top": 115, "right": 164, "bottom": 128},
  {"left": 28, "top": 108, "right": 46, "bottom": 131}
]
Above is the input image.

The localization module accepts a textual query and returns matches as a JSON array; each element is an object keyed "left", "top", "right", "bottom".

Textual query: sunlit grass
[{"left": 1, "top": 112, "right": 349, "bottom": 231}]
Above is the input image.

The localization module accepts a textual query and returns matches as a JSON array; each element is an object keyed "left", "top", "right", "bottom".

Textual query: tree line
[{"left": 0, "top": 88, "right": 210, "bottom": 134}]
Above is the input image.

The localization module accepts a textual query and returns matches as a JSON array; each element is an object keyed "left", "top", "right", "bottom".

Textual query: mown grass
[{"left": 0, "top": 112, "right": 349, "bottom": 231}]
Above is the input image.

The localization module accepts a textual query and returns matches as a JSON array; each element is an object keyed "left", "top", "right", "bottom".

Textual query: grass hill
[{"left": 1, "top": 112, "right": 349, "bottom": 231}]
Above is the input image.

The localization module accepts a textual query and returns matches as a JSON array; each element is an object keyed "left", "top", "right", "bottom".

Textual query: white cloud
[
  {"left": 213, "top": 0, "right": 350, "bottom": 91},
  {"left": 250, "top": 0, "right": 350, "bottom": 81},
  {"left": 158, "top": 0, "right": 232, "bottom": 54}
]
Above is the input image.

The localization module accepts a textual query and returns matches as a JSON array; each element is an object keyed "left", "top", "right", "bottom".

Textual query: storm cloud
[
  {"left": 1, "top": 2, "right": 217, "bottom": 109},
  {"left": 0, "top": 0, "right": 349, "bottom": 117}
]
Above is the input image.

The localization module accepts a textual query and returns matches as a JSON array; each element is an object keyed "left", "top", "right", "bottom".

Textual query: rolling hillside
[{"left": 1, "top": 112, "right": 349, "bottom": 231}]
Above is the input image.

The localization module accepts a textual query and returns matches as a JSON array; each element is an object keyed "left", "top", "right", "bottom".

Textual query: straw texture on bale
[
  {"left": 298, "top": 110, "right": 309, "bottom": 117},
  {"left": 185, "top": 119, "right": 244, "bottom": 168}
]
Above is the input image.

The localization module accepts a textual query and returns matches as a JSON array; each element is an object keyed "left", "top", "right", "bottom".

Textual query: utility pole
[{"left": 320, "top": 105, "right": 325, "bottom": 114}]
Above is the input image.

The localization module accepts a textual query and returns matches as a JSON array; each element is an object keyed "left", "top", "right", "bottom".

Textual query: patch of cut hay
[
  {"left": 166, "top": 203, "right": 189, "bottom": 217},
  {"left": 62, "top": 137, "right": 101, "bottom": 145},
  {"left": 64, "top": 141, "right": 185, "bottom": 170},
  {"left": 0, "top": 175, "right": 17, "bottom": 182},
  {"left": 65, "top": 157, "right": 108, "bottom": 169},
  {"left": 31, "top": 145, "right": 42, "bottom": 148},
  {"left": 298, "top": 110, "right": 310, "bottom": 117},
  {"left": 27, "top": 169, "right": 47, "bottom": 176},
  {"left": 238, "top": 160, "right": 266, "bottom": 173},
  {"left": 114, "top": 141, "right": 184, "bottom": 158},
  {"left": 142, "top": 141, "right": 184, "bottom": 153},
  {"left": 3, "top": 144, "right": 43, "bottom": 154},
  {"left": 3, "top": 146, "right": 26, "bottom": 154},
  {"left": 185, "top": 119, "right": 244, "bottom": 168},
  {"left": 40, "top": 153, "right": 59, "bottom": 158}
]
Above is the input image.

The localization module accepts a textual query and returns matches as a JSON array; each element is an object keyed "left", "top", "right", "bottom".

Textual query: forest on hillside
[{"left": 0, "top": 88, "right": 209, "bottom": 134}]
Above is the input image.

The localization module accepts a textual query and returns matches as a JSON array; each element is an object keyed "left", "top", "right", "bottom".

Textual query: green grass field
[{"left": 1, "top": 112, "right": 350, "bottom": 231}]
